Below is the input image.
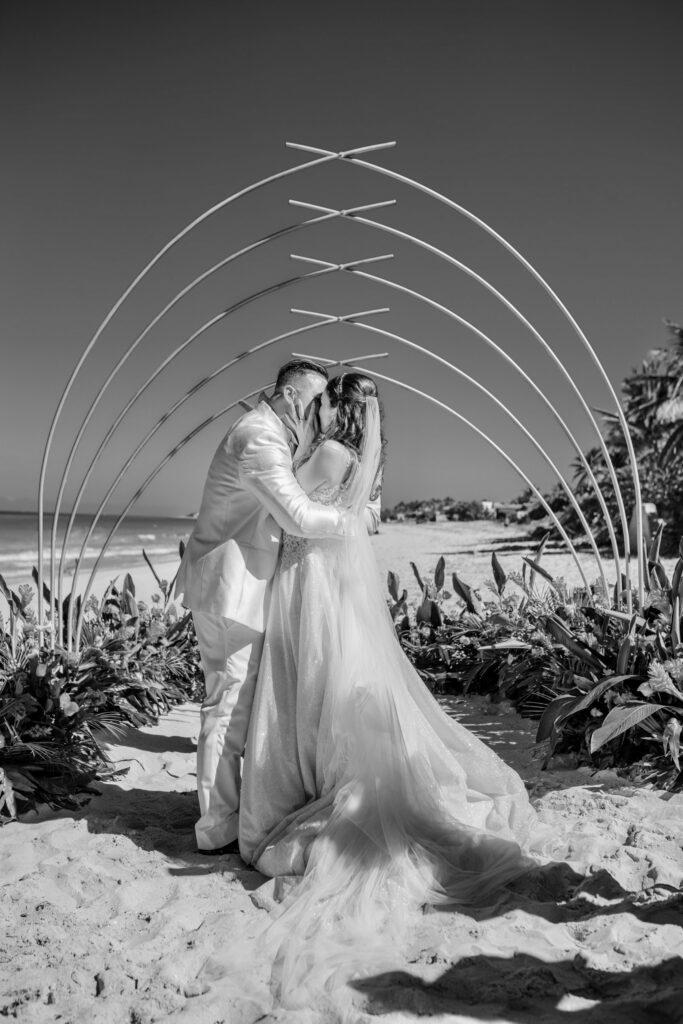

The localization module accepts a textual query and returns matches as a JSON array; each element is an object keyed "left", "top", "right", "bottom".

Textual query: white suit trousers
[{"left": 192, "top": 611, "right": 265, "bottom": 850}]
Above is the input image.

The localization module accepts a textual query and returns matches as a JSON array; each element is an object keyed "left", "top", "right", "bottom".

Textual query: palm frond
[{"left": 656, "top": 397, "right": 683, "bottom": 424}]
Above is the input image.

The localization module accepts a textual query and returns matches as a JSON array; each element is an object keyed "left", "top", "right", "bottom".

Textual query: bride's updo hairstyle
[
  {"left": 317, "top": 374, "right": 387, "bottom": 502},
  {"left": 323, "top": 372, "right": 383, "bottom": 454}
]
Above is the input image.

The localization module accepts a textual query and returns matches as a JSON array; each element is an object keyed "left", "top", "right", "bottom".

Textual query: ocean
[{"left": 0, "top": 512, "right": 195, "bottom": 588}]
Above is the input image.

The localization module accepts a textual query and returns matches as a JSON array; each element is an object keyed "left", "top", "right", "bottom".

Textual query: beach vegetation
[
  {"left": 392, "top": 529, "right": 683, "bottom": 790},
  {"left": 0, "top": 549, "right": 201, "bottom": 822}
]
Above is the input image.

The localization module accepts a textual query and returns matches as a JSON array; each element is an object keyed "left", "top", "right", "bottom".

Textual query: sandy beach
[
  {"left": 3, "top": 697, "right": 683, "bottom": 1022},
  {"left": 3, "top": 521, "right": 683, "bottom": 1022}
]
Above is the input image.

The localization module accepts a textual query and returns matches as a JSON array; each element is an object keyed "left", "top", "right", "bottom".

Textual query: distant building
[{"left": 492, "top": 501, "right": 529, "bottom": 523}]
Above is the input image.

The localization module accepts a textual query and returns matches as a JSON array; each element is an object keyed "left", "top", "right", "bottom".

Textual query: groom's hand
[
  {"left": 296, "top": 400, "right": 321, "bottom": 461},
  {"left": 280, "top": 392, "right": 309, "bottom": 454},
  {"left": 284, "top": 394, "right": 322, "bottom": 462},
  {"left": 340, "top": 510, "right": 360, "bottom": 537}
]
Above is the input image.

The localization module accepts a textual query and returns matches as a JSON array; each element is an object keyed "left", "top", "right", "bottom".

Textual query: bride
[{"left": 237, "top": 371, "right": 542, "bottom": 999}]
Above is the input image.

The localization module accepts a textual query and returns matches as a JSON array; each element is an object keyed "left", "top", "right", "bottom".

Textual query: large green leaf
[
  {"left": 142, "top": 549, "right": 163, "bottom": 589},
  {"left": 410, "top": 562, "right": 425, "bottom": 592},
  {"left": 491, "top": 552, "right": 507, "bottom": 595},
  {"left": 648, "top": 521, "right": 665, "bottom": 563},
  {"left": 451, "top": 572, "right": 483, "bottom": 615},
  {"left": 616, "top": 636, "right": 632, "bottom": 675},
  {"left": 649, "top": 559, "right": 670, "bottom": 591},
  {"left": 672, "top": 595, "right": 681, "bottom": 651},
  {"left": 560, "top": 674, "right": 642, "bottom": 725},
  {"left": 415, "top": 591, "right": 433, "bottom": 626},
  {"left": 671, "top": 556, "right": 683, "bottom": 607},
  {"left": 543, "top": 616, "right": 605, "bottom": 671},
  {"left": 535, "top": 692, "right": 581, "bottom": 743},
  {"left": 522, "top": 557, "right": 555, "bottom": 585},
  {"left": 527, "top": 532, "right": 550, "bottom": 591},
  {"left": 590, "top": 703, "right": 664, "bottom": 754}
]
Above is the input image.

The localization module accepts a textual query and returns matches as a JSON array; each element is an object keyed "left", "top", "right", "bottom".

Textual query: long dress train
[{"left": 236, "top": 444, "right": 550, "bottom": 1000}]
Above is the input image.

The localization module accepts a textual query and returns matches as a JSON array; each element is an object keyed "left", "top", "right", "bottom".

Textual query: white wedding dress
[{"left": 237, "top": 402, "right": 543, "bottom": 1001}]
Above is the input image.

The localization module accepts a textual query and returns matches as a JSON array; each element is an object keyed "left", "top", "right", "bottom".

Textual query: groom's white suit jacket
[{"left": 175, "top": 400, "right": 379, "bottom": 632}]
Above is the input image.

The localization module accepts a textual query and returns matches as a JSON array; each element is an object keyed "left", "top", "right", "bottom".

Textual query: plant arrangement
[
  {"left": 0, "top": 548, "right": 202, "bottom": 822},
  {"left": 390, "top": 526, "right": 683, "bottom": 790}
]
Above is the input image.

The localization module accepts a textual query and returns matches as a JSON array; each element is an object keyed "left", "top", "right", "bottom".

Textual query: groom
[{"left": 176, "top": 359, "right": 379, "bottom": 854}]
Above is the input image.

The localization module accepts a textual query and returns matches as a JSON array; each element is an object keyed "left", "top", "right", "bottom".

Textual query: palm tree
[
  {"left": 654, "top": 319, "right": 683, "bottom": 463},
  {"left": 541, "top": 320, "right": 683, "bottom": 555}
]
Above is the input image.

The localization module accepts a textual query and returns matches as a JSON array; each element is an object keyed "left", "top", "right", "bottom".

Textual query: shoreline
[{"left": 1, "top": 519, "right": 674, "bottom": 618}]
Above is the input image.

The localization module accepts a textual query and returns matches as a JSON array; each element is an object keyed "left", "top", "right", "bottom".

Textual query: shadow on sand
[
  {"left": 350, "top": 952, "right": 683, "bottom": 1023},
  {"left": 74, "top": 779, "right": 681, "bottom": 920},
  {"left": 74, "top": 783, "right": 263, "bottom": 884},
  {"left": 107, "top": 725, "right": 196, "bottom": 755}
]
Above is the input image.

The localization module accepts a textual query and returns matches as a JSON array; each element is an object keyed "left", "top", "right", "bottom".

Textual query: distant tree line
[
  {"left": 381, "top": 498, "right": 487, "bottom": 524},
  {"left": 382, "top": 320, "right": 683, "bottom": 553}
]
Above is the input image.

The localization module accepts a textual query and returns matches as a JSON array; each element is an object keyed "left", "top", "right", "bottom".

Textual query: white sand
[
  {"left": 3, "top": 522, "right": 683, "bottom": 1021},
  {"left": 3, "top": 699, "right": 683, "bottom": 1022}
]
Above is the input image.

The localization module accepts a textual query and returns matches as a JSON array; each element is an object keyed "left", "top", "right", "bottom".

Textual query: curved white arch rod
[
  {"left": 290, "top": 207, "right": 631, "bottom": 596},
  {"left": 287, "top": 142, "right": 644, "bottom": 607},
  {"left": 291, "top": 312, "right": 609, "bottom": 596},
  {"left": 73, "top": 382, "right": 271, "bottom": 645},
  {"left": 74, "top": 366, "right": 593, "bottom": 648},
  {"left": 51, "top": 263, "right": 349, "bottom": 646},
  {"left": 59, "top": 292, "right": 391, "bottom": 645},
  {"left": 293, "top": 259, "right": 622, "bottom": 589},
  {"left": 51, "top": 205, "right": 397, "bottom": 627},
  {"left": 52, "top": 249, "right": 395, "bottom": 646},
  {"left": 64, "top": 316, "right": 362, "bottom": 646},
  {"left": 37, "top": 141, "right": 397, "bottom": 634},
  {"left": 52, "top": 202, "right": 397, "bottom": 613},
  {"left": 344, "top": 364, "right": 593, "bottom": 594},
  {"left": 71, "top": 330, "right": 394, "bottom": 645}
]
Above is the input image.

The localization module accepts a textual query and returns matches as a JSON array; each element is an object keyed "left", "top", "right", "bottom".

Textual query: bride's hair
[{"left": 316, "top": 373, "right": 387, "bottom": 494}]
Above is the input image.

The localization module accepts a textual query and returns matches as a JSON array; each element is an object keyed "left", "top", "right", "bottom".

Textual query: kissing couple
[{"left": 176, "top": 358, "right": 546, "bottom": 995}]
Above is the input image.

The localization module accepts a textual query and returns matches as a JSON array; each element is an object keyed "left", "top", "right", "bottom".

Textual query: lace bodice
[{"left": 280, "top": 457, "right": 356, "bottom": 570}]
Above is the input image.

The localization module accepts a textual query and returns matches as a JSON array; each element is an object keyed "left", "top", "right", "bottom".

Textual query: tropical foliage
[
  {"left": 391, "top": 529, "right": 683, "bottom": 791},
  {"left": 0, "top": 553, "right": 202, "bottom": 822}
]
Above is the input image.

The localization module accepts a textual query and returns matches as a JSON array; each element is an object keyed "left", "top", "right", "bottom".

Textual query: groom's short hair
[{"left": 275, "top": 359, "right": 329, "bottom": 392}]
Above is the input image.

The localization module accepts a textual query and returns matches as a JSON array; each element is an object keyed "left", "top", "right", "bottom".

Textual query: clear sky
[{"left": 2, "top": 0, "right": 682, "bottom": 516}]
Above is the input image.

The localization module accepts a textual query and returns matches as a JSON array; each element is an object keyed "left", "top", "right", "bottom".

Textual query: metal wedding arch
[{"left": 36, "top": 140, "right": 644, "bottom": 651}]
